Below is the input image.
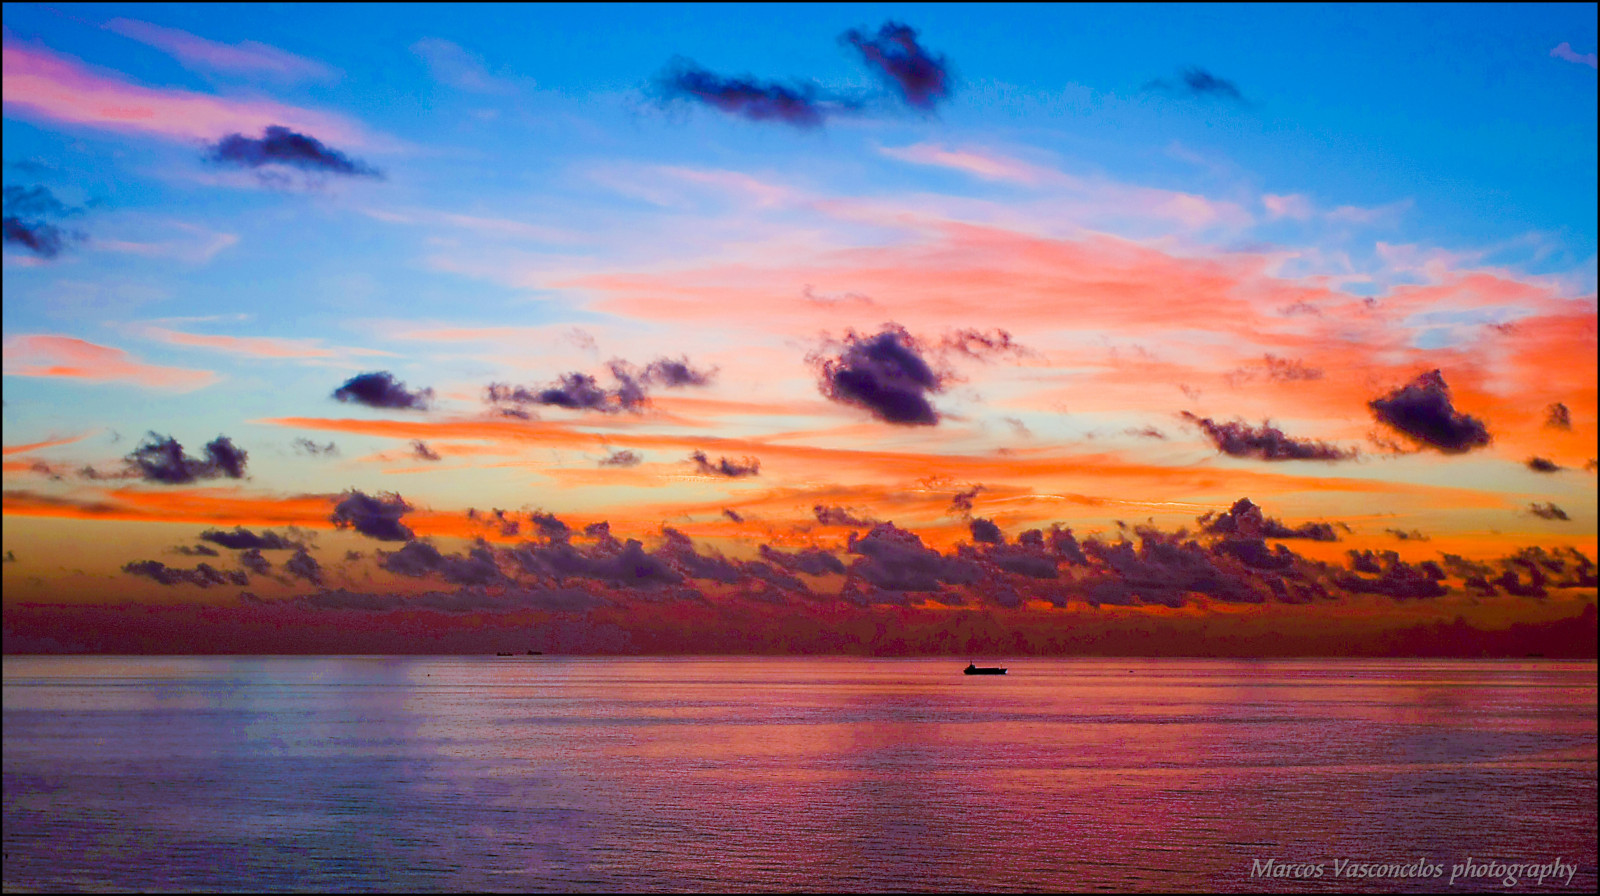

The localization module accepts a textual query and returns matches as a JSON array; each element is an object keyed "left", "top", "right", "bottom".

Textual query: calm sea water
[{"left": 3, "top": 656, "right": 1595, "bottom": 893}]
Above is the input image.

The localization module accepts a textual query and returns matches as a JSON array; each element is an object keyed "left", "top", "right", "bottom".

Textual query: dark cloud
[
  {"left": 656, "top": 59, "right": 834, "bottom": 128},
  {"left": 380, "top": 540, "right": 505, "bottom": 586},
  {"left": 3, "top": 185, "right": 84, "bottom": 259},
  {"left": 722, "top": 508, "right": 745, "bottom": 523},
  {"left": 1544, "top": 402, "right": 1572, "bottom": 431},
  {"left": 173, "top": 544, "right": 220, "bottom": 557},
  {"left": 238, "top": 549, "right": 272, "bottom": 576},
  {"left": 123, "top": 560, "right": 248, "bottom": 588},
  {"left": 690, "top": 450, "right": 760, "bottom": 478},
  {"left": 1145, "top": 66, "right": 1246, "bottom": 102},
  {"left": 842, "top": 21, "right": 951, "bottom": 110},
  {"left": 658, "top": 528, "right": 744, "bottom": 584},
  {"left": 1525, "top": 457, "right": 1561, "bottom": 473},
  {"left": 291, "top": 438, "right": 339, "bottom": 457},
  {"left": 288, "top": 584, "right": 606, "bottom": 614},
  {"left": 1368, "top": 370, "right": 1491, "bottom": 454},
  {"left": 1386, "top": 528, "right": 1429, "bottom": 542},
  {"left": 330, "top": 490, "right": 416, "bottom": 541},
  {"left": 1125, "top": 426, "right": 1167, "bottom": 440},
  {"left": 599, "top": 449, "right": 643, "bottom": 467},
  {"left": 969, "top": 517, "right": 1003, "bottom": 544},
  {"left": 948, "top": 485, "right": 985, "bottom": 517},
  {"left": 760, "top": 544, "right": 846, "bottom": 576},
  {"left": 126, "top": 432, "right": 249, "bottom": 484},
  {"left": 938, "top": 328, "right": 1025, "bottom": 361},
  {"left": 1080, "top": 532, "right": 1262, "bottom": 607},
  {"left": 1228, "top": 354, "right": 1324, "bottom": 386},
  {"left": 283, "top": 548, "right": 323, "bottom": 585},
  {"left": 814, "top": 325, "right": 946, "bottom": 425},
  {"left": 411, "top": 440, "right": 442, "bottom": 461},
  {"left": 333, "top": 371, "right": 434, "bottom": 411},
  {"left": 489, "top": 357, "right": 712, "bottom": 416},
  {"left": 205, "top": 125, "right": 382, "bottom": 178},
  {"left": 813, "top": 504, "right": 877, "bottom": 527},
  {"left": 508, "top": 537, "right": 682, "bottom": 588},
  {"left": 200, "top": 527, "right": 302, "bottom": 551},
  {"left": 1198, "top": 498, "right": 1339, "bottom": 541},
  {"left": 848, "top": 523, "right": 980, "bottom": 592},
  {"left": 1181, "top": 414, "right": 1356, "bottom": 461},
  {"left": 528, "top": 512, "right": 572, "bottom": 541},
  {"left": 643, "top": 357, "right": 716, "bottom": 388},
  {"left": 1335, "top": 551, "right": 1448, "bottom": 599},
  {"left": 1528, "top": 502, "right": 1569, "bottom": 521}
]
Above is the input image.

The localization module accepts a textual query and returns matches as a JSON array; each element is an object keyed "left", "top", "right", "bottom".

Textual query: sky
[{"left": 2, "top": 3, "right": 1596, "bottom": 655}]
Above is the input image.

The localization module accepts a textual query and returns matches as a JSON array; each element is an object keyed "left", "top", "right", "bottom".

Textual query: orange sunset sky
[{"left": 3, "top": 5, "right": 1595, "bottom": 654}]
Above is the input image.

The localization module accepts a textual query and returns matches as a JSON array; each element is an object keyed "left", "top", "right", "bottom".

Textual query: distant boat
[
  {"left": 527, "top": 650, "right": 543, "bottom": 655},
  {"left": 963, "top": 662, "right": 1006, "bottom": 675},
  {"left": 495, "top": 651, "right": 514, "bottom": 657}
]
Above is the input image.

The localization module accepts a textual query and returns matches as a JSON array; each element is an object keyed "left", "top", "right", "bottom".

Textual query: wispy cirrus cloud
[
  {"left": 104, "top": 18, "right": 337, "bottom": 81},
  {"left": 2, "top": 335, "right": 217, "bottom": 391},
  {"left": 411, "top": 38, "right": 519, "bottom": 94},
  {"left": 128, "top": 324, "right": 392, "bottom": 360},
  {"left": 1, "top": 40, "right": 367, "bottom": 145},
  {"left": 878, "top": 144, "right": 1065, "bottom": 186}
]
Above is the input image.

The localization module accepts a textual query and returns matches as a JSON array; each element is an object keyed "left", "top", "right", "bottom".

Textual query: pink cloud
[
  {"left": 1262, "top": 193, "right": 1314, "bottom": 221},
  {"left": 879, "top": 143, "right": 1069, "bottom": 186},
  {"left": 1550, "top": 42, "right": 1598, "bottom": 69},
  {"left": 2, "top": 335, "right": 217, "bottom": 390},
  {"left": 2, "top": 41, "right": 364, "bottom": 145},
  {"left": 104, "top": 19, "right": 336, "bottom": 81}
]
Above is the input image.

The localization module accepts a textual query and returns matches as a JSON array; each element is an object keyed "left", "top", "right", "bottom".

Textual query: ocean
[{"left": 3, "top": 656, "right": 1595, "bottom": 892}]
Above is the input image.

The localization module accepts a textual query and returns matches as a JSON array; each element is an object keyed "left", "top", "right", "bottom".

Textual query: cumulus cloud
[
  {"left": 200, "top": 527, "right": 302, "bottom": 551},
  {"left": 333, "top": 371, "right": 434, "bottom": 411},
  {"left": 330, "top": 489, "right": 415, "bottom": 541},
  {"left": 487, "top": 357, "right": 712, "bottom": 415},
  {"left": 127, "top": 432, "right": 249, "bottom": 483},
  {"left": 814, "top": 504, "right": 877, "bottom": 527},
  {"left": 814, "top": 324, "right": 946, "bottom": 425},
  {"left": 205, "top": 125, "right": 382, "bottom": 178},
  {"left": 123, "top": 559, "right": 248, "bottom": 588},
  {"left": 760, "top": 544, "right": 846, "bottom": 576},
  {"left": 1526, "top": 457, "right": 1561, "bottom": 473},
  {"left": 380, "top": 540, "right": 505, "bottom": 586},
  {"left": 283, "top": 548, "right": 323, "bottom": 585},
  {"left": 969, "top": 517, "right": 1003, "bottom": 544},
  {"left": 1181, "top": 413, "right": 1356, "bottom": 461},
  {"left": 3, "top": 184, "right": 84, "bottom": 259},
  {"left": 690, "top": 451, "right": 760, "bottom": 478},
  {"left": 1368, "top": 370, "right": 1490, "bottom": 454},
  {"left": 1528, "top": 502, "right": 1569, "bottom": 521},
  {"left": 842, "top": 21, "right": 951, "bottom": 110},
  {"left": 173, "top": 544, "right": 220, "bottom": 556},
  {"left": 1145, "top": 66, "right": 1246, "bottom": 102},
  {"left": 1544, "top": 403, "right": 1572, "bottom": 431},
  {"left": 1198, "top": 498, "right": 1339, "bottom": 541},
  {"left": 599, "top": 449, "right": 642, "bottom": 467},
  {"left": 1550, "top": 42, "right": 1598, "bottom": 68},
  {"left": 410, "top": 440, "right": 442, "bottom": 461},
  {"left": 292, "top": 437, "right": 339, "bottom": 456},
  {"left": 643, "top": 356, "right": 717, "bottom": 388},
  {"left": 655, "top": 59, "right": 837, "bottom": 128},
  {"left": 848, "top": 522, "right": 980, "bottom": 592}
]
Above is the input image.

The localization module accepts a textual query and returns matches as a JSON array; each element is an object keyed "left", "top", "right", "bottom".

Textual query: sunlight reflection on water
[{"left": 4, "top": 657, "right": 1595, "bottom": 892}]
